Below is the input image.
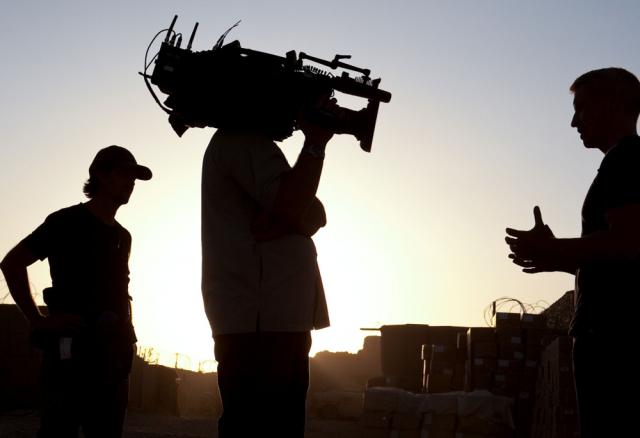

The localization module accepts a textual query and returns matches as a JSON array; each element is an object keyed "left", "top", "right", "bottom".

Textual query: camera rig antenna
[{"left": 186, "top": 22, "right": 198, "bottom": 50}]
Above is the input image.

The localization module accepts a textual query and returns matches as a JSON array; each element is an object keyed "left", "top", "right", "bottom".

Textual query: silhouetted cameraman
[{"left": 200, "top": 89, "right": 335, "bottom": 437}]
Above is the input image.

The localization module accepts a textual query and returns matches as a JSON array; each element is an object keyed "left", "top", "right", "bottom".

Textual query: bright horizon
[{"left": 2, "top": 1, "right": 639, "bottom": 370}]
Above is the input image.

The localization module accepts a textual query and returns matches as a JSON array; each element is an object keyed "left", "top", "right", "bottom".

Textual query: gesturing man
[{"left": 505, "top": 68, "right": 640, "bottom": 437}]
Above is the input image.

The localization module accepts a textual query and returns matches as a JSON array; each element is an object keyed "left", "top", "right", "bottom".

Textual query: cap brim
[
  {"left": 134, "top": 165, "right": 153, "bottom": 181},
  {"left": 120, "top": 163, "right": 152, "bottom": 180}
]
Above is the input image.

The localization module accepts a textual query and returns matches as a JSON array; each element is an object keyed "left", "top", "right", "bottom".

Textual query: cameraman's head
[
  {"left": 236, "top": 80, "right": 336, "bottom": 142},
  {"left": 228, "top": 79, "right": 302, "bottom": 141}
]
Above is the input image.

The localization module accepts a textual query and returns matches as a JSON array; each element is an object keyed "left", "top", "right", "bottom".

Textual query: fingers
[
  {"left": 508, "top": 254, "right": 534, "bottom": 267},
  {"left": 523, "top": 267, "right": 543, "bottom": 274},
  {"left": 505, "top": 228, "right": 527, "bottom": 237},
  {"left": 314, "top": 90, "right": 335, "bottom": 107},
  {"left": 505, "top": 236, "right": 518, "bottom": 246},
  {"left": 533, "top": 206, "right": 544, "bottom": 228},
  {"left": 505, "top": 236, "right": 528, "bottom": 253},
  {"left": 508, "top": 254, "right": 545, "bottom": 273}
]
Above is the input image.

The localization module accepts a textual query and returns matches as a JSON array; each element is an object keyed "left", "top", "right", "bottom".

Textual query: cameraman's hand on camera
[{"left": 299, "top": 95, "right": 338, "bottom": 156}]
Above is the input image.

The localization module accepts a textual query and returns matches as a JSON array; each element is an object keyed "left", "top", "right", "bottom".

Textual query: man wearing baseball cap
[{"left": 1, "top": 145, "right": 151, "bottom": 437}]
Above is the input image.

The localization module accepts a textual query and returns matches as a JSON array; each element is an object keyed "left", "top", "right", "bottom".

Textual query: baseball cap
[{"left": 89, "top": 145, "right": 152, "bottom": 181}]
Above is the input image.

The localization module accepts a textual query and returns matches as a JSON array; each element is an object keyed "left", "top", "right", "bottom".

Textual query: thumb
[{"left": 533, "top": 206, "right": 544, "bottom": 228}]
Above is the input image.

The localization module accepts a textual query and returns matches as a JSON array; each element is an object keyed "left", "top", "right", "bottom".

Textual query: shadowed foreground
[{"left": 0, "top": 410, "right": 362, "bottom": 438}]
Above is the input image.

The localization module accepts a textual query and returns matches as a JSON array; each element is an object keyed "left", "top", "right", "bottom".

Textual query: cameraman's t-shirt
[{"left": 201, "top": 128, "right": 330, "bottom": 335}]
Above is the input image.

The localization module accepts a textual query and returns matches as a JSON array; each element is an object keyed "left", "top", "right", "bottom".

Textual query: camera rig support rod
[{"left": 299, "top": 52, "right": 371, "bottom": 78}]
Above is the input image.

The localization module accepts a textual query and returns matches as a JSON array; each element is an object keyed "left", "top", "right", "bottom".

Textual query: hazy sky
[{"left": 2, "top": 1, "right": 639, "bottom": 369}]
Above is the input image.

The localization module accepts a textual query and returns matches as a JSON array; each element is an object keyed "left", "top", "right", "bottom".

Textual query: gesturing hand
[{"left": 505, "top": 206, "right": 557, "bottom": 273}]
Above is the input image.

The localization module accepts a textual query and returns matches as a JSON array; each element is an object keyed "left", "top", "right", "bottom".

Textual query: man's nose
[{"left": 570, "top": 113, "right": 578, "bottom": 128}]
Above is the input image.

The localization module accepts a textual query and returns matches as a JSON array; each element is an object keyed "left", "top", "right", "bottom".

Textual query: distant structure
[
  {"left": 542, "top": 290, "right": 574, "bottom": 331},
  {"left": 2, "top": 291, "right": 576, "bottom": 425},
  {"left": 307, "top": 336, "right": 382, "bottom": 420},
  {"left": 309, "top": 336, "right": 381, "bottom": 393},
  {"left": 0, "top": 304, "right": 44, "bottom": 409},
  {"left": 0, "top": 304, "right": 221, "bottom": 417},
  {"left": 1, "top": 302, "right": 380, "bottom": 419}
]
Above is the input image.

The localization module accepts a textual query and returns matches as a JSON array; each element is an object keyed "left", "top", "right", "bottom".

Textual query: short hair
[
  {"left": 83, "top": 178, "right": 98, "bottom": 198},
  {"left": 570, "top": 67, "right": 640, "bottom": 117}
]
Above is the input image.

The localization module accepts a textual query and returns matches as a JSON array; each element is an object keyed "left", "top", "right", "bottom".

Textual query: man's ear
[{"left": 92, "top": 168, "right": 114, "bottom": 192}]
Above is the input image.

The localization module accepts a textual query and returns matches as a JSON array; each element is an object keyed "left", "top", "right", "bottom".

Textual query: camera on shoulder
[{"left": 140, "top": 16, "right": 392, "bottom": 152}]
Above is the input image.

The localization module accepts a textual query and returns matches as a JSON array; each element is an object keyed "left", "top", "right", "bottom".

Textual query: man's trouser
[
  {"left": 37, "top": 342, "right": 133, "bottom": 438},
  {"left": 214, "top": 331, "right": 312, "bottom": 438},
  {"left": 573, "top": 333, "right": 631, "bottom": 438}
]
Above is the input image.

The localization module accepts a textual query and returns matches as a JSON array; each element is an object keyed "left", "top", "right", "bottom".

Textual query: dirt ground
[{"left": 0, "top": 410, "right": 362, "bottom": 438}]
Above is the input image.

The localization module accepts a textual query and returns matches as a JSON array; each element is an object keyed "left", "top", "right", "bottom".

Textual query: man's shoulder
[
  {"left": 597, "top": 138, "right": 639, "bottom": 180},
  {"left": 24, "top": 204, "right": 86, "bottom": 252},
  {"left": 211, "top": 128, "right": 276, "bottom": 150},
  {"left": 603, "top": 136, "right": 640, "bottom": 166},
  {"left": 44, "top": 203, "right": 87, "bottom": 224},
  {"left": 115, "top": 222, "right": 132, "bottom": 240},
  {"left": 206, "top": 129, "right": 283, "bottom": 173}
]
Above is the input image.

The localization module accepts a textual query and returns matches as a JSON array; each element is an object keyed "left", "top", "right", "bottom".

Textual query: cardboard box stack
[
  {"left": 422, "top": 326, "right": 468, "bottom": 394},
  {"left": 421, "top": 393, "right": 458, "bottom": 437},
  {"left": 360, "top": 387, "right": 400, "bottom": 438},
  {"left": 465, "top": 327, "right": 497, "bottom": 393},
  {"left": 461, "top": 313, "right": 558, "bottom": 437},
  {"left": 531, "top": 336, "right": 578, "bottom": 438},
  {"left": 494, "top": 312, "right": 523, "bottom": 395},
  {"left": 374, "top": 317, "right": 570, "bottom": 437},
  {"left": 380, "top": 325, "right": 432, "bottom": 392},
  {"left": 361, "top": 387, "right": 515, "bottom": 438},
  {"left": 517, "top": 313, "right": 550, "bottom": 436},
  {"left": 456, "top": 391, "right": 515, "bottom": 438},
  {"left": 493, "top": 312, "right": 554, "bottom": 437}
]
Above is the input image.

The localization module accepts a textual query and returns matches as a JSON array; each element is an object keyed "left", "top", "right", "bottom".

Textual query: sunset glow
[{"left": 2, "top": 1, "right": 639, "bottom": 370}]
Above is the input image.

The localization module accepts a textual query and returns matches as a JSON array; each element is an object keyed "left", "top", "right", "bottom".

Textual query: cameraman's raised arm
[{"left": 269, "top": 99, "right": 335, "bottom": 233}]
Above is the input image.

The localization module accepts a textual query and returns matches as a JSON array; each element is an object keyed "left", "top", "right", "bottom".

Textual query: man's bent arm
[
  {"left": 554, "top": 204, "right": 640, "bottom": 266},
  {"left": 272, "top": 138, "right": 328, "bottom": 229},
  {"left": 0, "top": 242, "right": 43, "bottom": 324},
  {"left": 297, "top": 197, "right": 327, "bottom": 236},
  {"left": 253, "top": 196, "right": 326, "bottom": 241}
]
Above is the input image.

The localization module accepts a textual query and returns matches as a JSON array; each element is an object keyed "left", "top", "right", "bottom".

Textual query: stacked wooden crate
[
  {"left": 531, "top": 337, "right": 579, "bottom": 438},
  {"left": 360, "top": 387, "right": 514, "bottom": 437}
]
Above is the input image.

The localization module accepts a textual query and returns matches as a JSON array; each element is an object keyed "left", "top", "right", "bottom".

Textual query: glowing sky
[{"left": 2, "top": 1, "right": 639, "bottom": 369}]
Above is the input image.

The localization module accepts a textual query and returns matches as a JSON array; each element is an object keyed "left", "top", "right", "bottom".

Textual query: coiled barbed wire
[{"left": 483, "top": 296, "right": 550, "bottom": 327}]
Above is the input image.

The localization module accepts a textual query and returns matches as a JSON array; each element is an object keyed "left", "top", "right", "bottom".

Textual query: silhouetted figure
[
  {"left": 201, "top": 94, "right": 335, "bottom": 437},
  {"left": 505, "top": 68, "right": 640, "bottom": 437},
  {"left": 0, "top": 146, "right": 152, "bottom": 438}
]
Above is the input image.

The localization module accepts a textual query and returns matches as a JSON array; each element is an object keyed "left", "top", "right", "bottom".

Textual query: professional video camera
[{"left": 140, "top": 16, "right": 392, "bottom": 151}]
